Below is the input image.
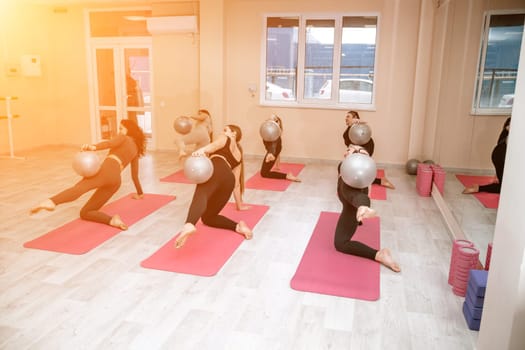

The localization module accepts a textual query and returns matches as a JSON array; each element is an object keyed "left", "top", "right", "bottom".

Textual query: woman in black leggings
[
  {"left": 463, "top": 117, "right": 511, "bottom": 194},
  {"left": 335, "top": 144, "right": 401, "bottom": 272},
  {"left": 30, "top": 119, "right": 146, "bottom": 230},
  {"left": 174, "top": 124, "right": 252, "bottom": 248},
  {"left": 343, "top": 110, "right": 395, "bottom": 189},
  {"left": 260, "top": 114, "right": 300, "bottom": 182}
]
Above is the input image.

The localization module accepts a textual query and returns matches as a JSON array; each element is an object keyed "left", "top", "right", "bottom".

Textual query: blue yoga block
[
  {"left": 465, "top": 289, "right": 484, "bottom": 319},
  {"left": 463, "top": 302, "right": 481, "bottom": 330},
  {"left": 466, "top": 283, "right": 485, "bottom": 308},
  {"left": 468, "top": 269, "right": 488, "bottom": 297}
]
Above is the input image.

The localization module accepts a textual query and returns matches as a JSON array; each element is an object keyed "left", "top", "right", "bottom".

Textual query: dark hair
[
  {"left": 273, "top": 115, "right": 283, "bottom": 131},
  {"left": 503, "top": 117, "right": 511, "bottom": 129},
  {"left": 497, "top": 117, "right": 511, "bottom": 145},
  {"left": 198, "top": 109, "right": 210, "bottom": 117},
  {"left": 348, "top": 110, "right": 360, "bottom": 119},
  {"left": 226, "top": 124, "right": 245, "bottom": 194},
  {"left": 121, "top": 119, "right": 146, "bottom": 157}
]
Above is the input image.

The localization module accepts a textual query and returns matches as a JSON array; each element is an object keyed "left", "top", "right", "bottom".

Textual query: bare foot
[
  {"left": 109, "top": 214, "right": 128, "bottom": 230},
  {"left": 356, "top": 206, "right": 377, "bottom": 222},
  {"left": 462, "top": 184, "right": 479, "bottom": 194},
  {"left": 236, "top": 220, "right": 253, "bottom": 240},
  {"left": 29, "top": 199, "right": 56, "bottom": 215},
  {"left": 381, "top": 177, "right": 395, "bottom": 189},
  {"left": 375, "top": 248, "right": 401, "bottom": 272},
  {"left": 286, "top": 173, "right": 301, "bottom": 182},
  {"left": 174, "top": 223, "right": 196, "bottom": 249}
]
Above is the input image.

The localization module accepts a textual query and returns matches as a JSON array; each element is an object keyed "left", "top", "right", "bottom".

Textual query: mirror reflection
[{"left": 438, "top": 116, "right": 511, "bottom": 266}]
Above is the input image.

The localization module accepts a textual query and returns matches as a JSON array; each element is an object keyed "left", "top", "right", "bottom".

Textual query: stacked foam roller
[
  {"left": 448, "top": 239, "right": 480, "bottom": 296},
  {"left": 430, "top": 164, "right": 446, "bottom": 194},
  {"left": 448, "top": 239, "right": 474, "bottom": 285},
  {"left": 453, "top": 246, "right": 480, "bottom": 296},
  {"left": 416, "top": 163, "right": 433, "bottom": 196},
  {"left": 462, "top": 269, "right": 488, "bottom": 331},
  {"left": 416, "top": 163, "right": 446, "bottom": 196}
]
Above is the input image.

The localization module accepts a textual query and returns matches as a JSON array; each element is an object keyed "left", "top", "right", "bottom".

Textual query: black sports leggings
[
  {"left": 334, "top": 177, "right": 378, "bottom": 260},
  {"left": 51, "top": 158, "right": 121, "bottom": 224},
  {"left": 479, "top": 142, "right": 506, "bottom": 194},
  {"left": 260, "top": 154, "right": 286, "bottom": 179},
  {"left": 185, "top": 157, "right": 237, "bottom": 231}
]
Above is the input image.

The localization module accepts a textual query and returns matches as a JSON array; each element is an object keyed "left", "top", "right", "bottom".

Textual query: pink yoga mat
[
  {"left": 160, "top": 169, "right": 192, "bottom": 184},
  {"left": 290, "top": 212, "right": 380, "bottom": 301},
  {"left": 369, "top": 169, "right": 386, "bottom": 200},
  {"left": 456, "top": 174, "right": 499, "bottom": 209},
  {"left": 140, "top": 202, "right": 269, "bottom": 276},
  {"left": 245, "top": 163, "right": 305, "bottom": 191},
  {"left": 24, "top": 193, "right": 176, "bottom": 254}
]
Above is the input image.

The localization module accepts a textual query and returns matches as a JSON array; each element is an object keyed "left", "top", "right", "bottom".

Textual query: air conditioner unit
[{"left": 146, "top": 16, "right": 198, "bottom": 35}]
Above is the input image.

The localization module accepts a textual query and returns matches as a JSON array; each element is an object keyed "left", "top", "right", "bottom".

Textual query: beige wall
[
  {"left": 0, "top": 0, "right": 522, "bottom": 169},
  {"left": 0, "top": 2, "right": 90, "bottom": 150},
  {"left": 222, "top": 0, "right": 422, "bottom": 164}
]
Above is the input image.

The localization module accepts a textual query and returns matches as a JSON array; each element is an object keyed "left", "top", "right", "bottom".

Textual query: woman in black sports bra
[
  {"left": 343, "top": 110, "right": 395, "bottom": 190},
  {"left": 335, "top": 144, "right": 401, "bottom": 272},
  {"left": 463, "top": 117, "right": 511, "bottom": 194},
  {"left": 260, "top": 114, "right": 301, "bottom": 182},
  {"left": 174, "top": 124, "right": 252, "bottom": 248},
  {"left": 29, "top": 119, "right": 146, "bottom": 230}
]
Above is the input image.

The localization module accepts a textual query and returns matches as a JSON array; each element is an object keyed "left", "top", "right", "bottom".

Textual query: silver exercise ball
[
  {"left": 348, "top": 123, "right": 372, "bottom": 145},
  {"left": 173, "top": 116, "right": 192, "bottom": 135},
  {"left": 184, "top": 155, "right": 214, "bottom": 184},
  {"left": 340, "top": 153, "right": 377, "bottom": 189},
  {"left": 406, "top": 158, "right": 420, "bottom": 175},
  {"left": 72, "top": 151, "right": 101, "bottom": 178},
  {"left": 259, "top": 120, "right": 281, "bottom": 142}
]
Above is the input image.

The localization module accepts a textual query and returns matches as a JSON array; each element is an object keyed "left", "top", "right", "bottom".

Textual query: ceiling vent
[{"left": 146, "top": 16, "right": 198, "bottom": 35}]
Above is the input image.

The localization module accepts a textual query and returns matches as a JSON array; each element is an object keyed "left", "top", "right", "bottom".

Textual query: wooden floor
[{"left": 0, "top": 146, "right": 484, "bottom": 350}]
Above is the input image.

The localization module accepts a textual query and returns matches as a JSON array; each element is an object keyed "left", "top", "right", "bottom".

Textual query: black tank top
[{"left": 211, "top": 137, "right": 241, "bottom": 169}]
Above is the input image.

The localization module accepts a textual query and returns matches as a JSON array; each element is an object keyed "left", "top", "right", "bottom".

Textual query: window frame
[
  {"left": 471, "top": 9, "right": 524, "bottom": 115},
  {"left": 260, "top": 12, "right": 380, "bottom": 110}
]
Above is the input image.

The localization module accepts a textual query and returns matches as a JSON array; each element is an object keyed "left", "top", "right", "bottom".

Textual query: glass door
[{"left": 92, "top": 44, "right": 153, "bottom": 145}]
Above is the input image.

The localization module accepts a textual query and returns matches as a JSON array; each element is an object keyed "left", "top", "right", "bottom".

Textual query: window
[
  {"left": 473, "top": 11, "right": 524, "bottom": 114},
  {"left": 263, "top": 14, "right": 378, "bottom": 108},
  {"left": 265, "top": 17, "right": 298, "bottom": 102}
]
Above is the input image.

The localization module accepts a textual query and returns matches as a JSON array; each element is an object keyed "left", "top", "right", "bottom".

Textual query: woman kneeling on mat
[
  {"left": 343, "top": 110, "right": 395, "bottom": 189},
  {"left": 463, "top": 117, "right": 510, "bottom": 195},
  {"left": 175, "top": 124, "right": 252, "bottom": 249},
  {"left": 30, "top": 119, "right": 146, "bottom": 230},
  {"left": 175, "top": 109, "right": 213, "bottom": 160},
  {"left": 335, "top": 144, "right": 401, "bottom": 272},
  {"left": 260, "top": 114, "right": 301, "bottom": 182}
]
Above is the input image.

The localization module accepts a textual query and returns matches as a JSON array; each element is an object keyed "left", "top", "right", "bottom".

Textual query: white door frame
[{"left": 86, "top": 36, "right": 154, "bottom": 147}]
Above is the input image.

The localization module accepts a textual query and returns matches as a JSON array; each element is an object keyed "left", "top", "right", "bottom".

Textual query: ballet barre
[{"left": 0, "top": 96, "right": 25, "bottom": 160}]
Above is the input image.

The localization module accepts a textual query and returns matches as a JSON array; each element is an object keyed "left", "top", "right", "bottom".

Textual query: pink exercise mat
[
  {"left": 369, "top": 169, "right": 386, "bottom": 200},
  {"left": 24, "top": 193, "right": 176, "bottom": 254},
  {"left": 455, "top": 174, "right": 499, "bottom": 209},
  {"left": 160, "top": 169, "right": 192, "bottom": 184},
  {"left": 245, "top": 162, "right": 305, "bottom": 191},
  {"left": 290, "top": 212, "right": 381, "bottom": 301},
  {"left": 140, "top": 202, "right": 269, "bottom": 276}
]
